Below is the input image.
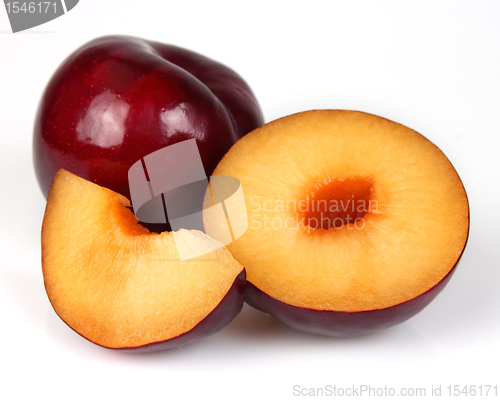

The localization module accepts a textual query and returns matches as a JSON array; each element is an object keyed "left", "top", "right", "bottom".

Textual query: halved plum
[{"left": 211, "top": 110, "right": 469, "bottom": 336}]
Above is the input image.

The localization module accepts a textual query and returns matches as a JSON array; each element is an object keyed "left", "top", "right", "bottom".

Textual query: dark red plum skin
[
  {"left": 245, "top": 257, "right": 465, "bottom": 337},
  {"left": 33, "top": 35, "right": 264, "bottom": 201},
  {"left": 54, "top": 270, "right": 246, "bottom": 353}
]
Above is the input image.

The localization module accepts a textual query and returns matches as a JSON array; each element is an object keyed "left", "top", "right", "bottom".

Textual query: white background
[{"left": 1, "top": 1, "right": 499, "bottom": 399}]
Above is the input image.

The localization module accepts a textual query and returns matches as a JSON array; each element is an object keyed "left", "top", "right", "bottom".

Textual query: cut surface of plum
[
  {"left": 212, "top": 110, "right": 469, "bottom": 320},
  {"left": 42, "top": 169, "right": 245, "bottom": 350}
]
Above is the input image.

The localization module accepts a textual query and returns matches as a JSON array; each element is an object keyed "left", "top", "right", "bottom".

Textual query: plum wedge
[{"left": 42, "top": 169, "right": 245, "bottom": 351}]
